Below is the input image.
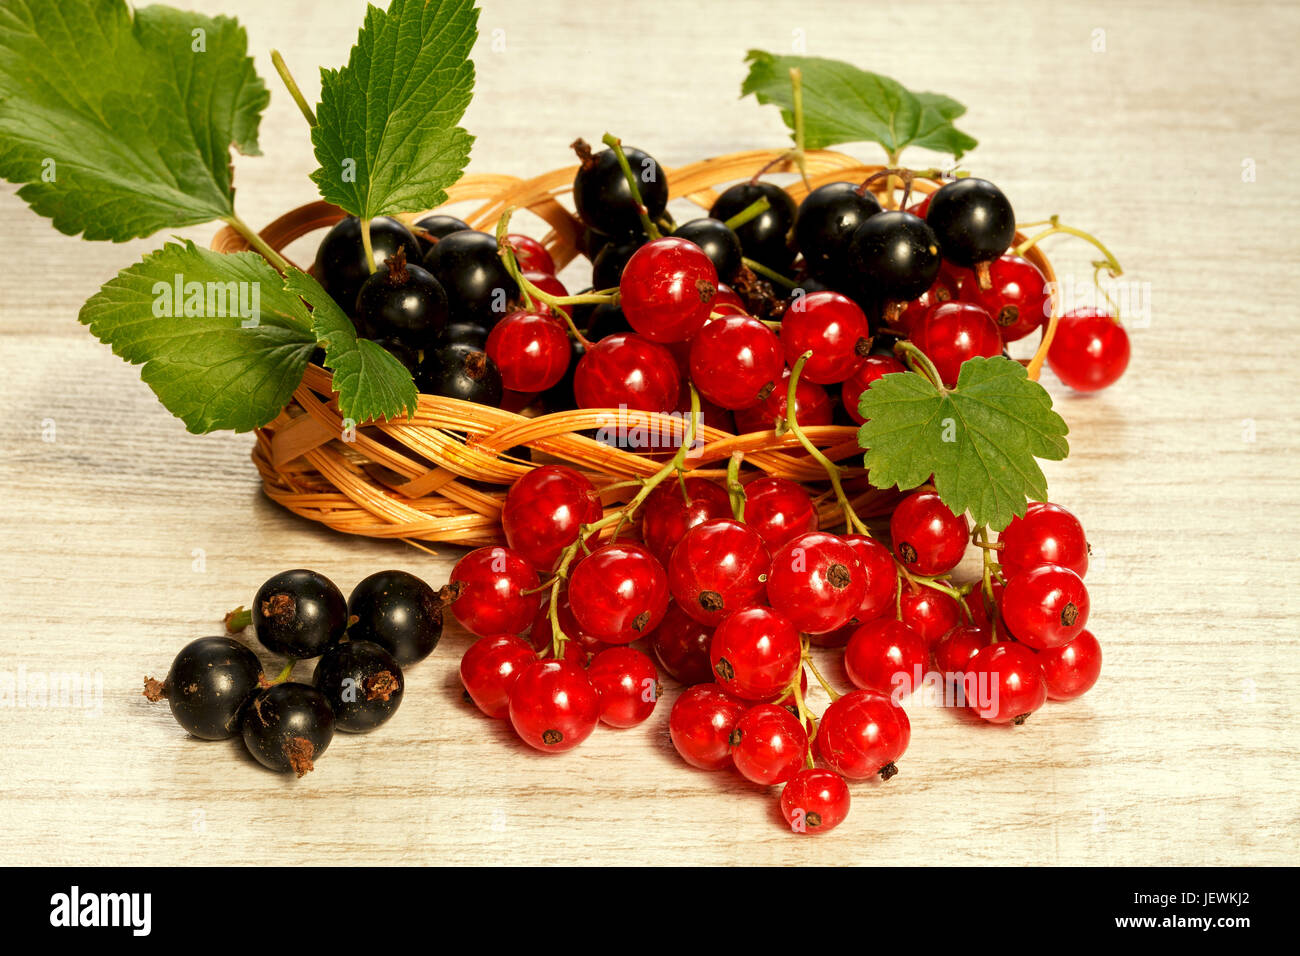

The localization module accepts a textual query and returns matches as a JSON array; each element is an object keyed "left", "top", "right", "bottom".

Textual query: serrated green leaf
[
  {"left": 311, "top": 0, "right": 478, "bottom": 219},
  {"left": 0, "top": 0, "right": 268, "bottom": 241},
  {"left": 286, "top": 270, "right": 418, "bottom": 424},
  {"left": 856, "top": 357, "right": 1069, "bottom": 530},
  {"left": 79, "top": 241, "right": 316, "bottom": 433},
  {"left": 742, "top": 50, "right": 977, "bottom": 160}
]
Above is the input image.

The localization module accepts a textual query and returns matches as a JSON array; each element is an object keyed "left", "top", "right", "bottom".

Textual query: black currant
[
  {"left": 572, "top": 143, "right": 668, "bottom": 237},
  {"left": 540, "top": 337, "right": 585, "bottom": 414},
  {"left": 423, "top": 230, "right": 518, "bottom": 327},
  {"left": 144, "top": 636, "right": 264, "bottom": 740},
  {"left": 924, "top": 178, "right": 1015, "bottom": 268},
  {"left": 413, "top": 214, "right": 471, "bottom": 258},
  {"left": 312, "top": 640, "right": 404, "bottom": 733},
  {"left": 313, "top": 216, "right": 421, "bottom": 315},
  {"left": 347, "top": 570, "right": 444, "bottom": 665},
  {"left": 795, "top": 182, "right": 882, "bottom": 278},
  {"left": 708, "top": 181, "right": 797, "bottom": 272},
  {"left": 416, "top": 343, "right": 504, "bottom": 405},
  {"left": 371, "top": 337, "right": 420, "bottom": 376},
  {"left": 436, "top": 321, "right": 490, "bottom": 350},
  {"left": 240, "top": 682, "right": 335, "bottom": 776},
  {"left": 673, "top": 218, "right": 743, "bottom": 282},
  {"left": 585, "top": 302, "right": 633, "bottom": 340},
  {"left": 591, "top": 235, "right": 646, "bottom": 291},
  {"left": 848, "top": 211, "right": 941, "bottom": 303},
  {"left": 581, "top": 227, "right": 614, "bottom": 261},
  {"left": 355, "top": 249, "right": 449, "bottom": 348},
  {"left": 252, "top": 569, "right": 348, "bottom": 660}
]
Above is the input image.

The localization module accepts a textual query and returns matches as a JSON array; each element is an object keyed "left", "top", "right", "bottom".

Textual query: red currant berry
[
  {"left": 932, "top": 623, "right": 993, "bottom": 674},
  {"left": 486, "top": 311, "right": 571, "bottom": 393},
  {"left": 965, "top": 642, "right": 1046, "bottom": 724},
  {"left": 619, "top": 237, "right": 718, "bottom": 343},
  {"left": 998, "top": 501, "right": 1089, "bottom": 579},
  {"left": 842, "top": 534, "right": 899, "bottom": 624},
  {"left": 669, "top": 683, "right": 748, "bottom": 770},
  {"left": 710, "top": 606, "right": 802, "bottom": 701},
  {"left": 574, "top": 333, "right": 681, "bottom": 412},
  {"left": 731, "top": 703, "right": 809, "bottom": 786},
  {"left": 733, "top": 368, "right": 834, "bottom": 433},
  {"left": 651, "top": 602, "right": 716, "bottom": 685},
  {"left": 781, "top": 768, "right": 851, "bottom": 834},
  {"left": 844, "top": 618, "right": 927, "bottom": 697},
  {"left": 689, "top": 315, "right": 784, "bottom": 410},
  {"left": 899, "top": 265, "right": 963, "bottom": 333},
  {"left": 840, "top": 354, "right": 905, "bottom": 425},
  {"left": 1047, "top": 308, "right": 1130, "bottom": 391},
  {"left": 963, "top": 582, "right": 1005, "bottom": 630},
  {"left": 816, "top": 689, "right": 910, "bottom": 780},
  {"left": 898, "top": 586, "right": 963, "bottom": 647},
  {"left": 587, "top": 647, "right": 661, "bottom": 727},
  {"left": 961, "top": 254, "right": 1050, "bottom": 343},
  {"left": 765, "top": 531, "right": 868, "bottom": 634},
  {"left": 712, "top": 283, "right": 747, "bottom": 314},
  {"left": 1001, "top": 564, "right": 1089, "bottom": 649},
  {"left": 1037, "top": 628, "right": 1102, "bottom": 700},
  {"left": 742, "top": 476, "right": 818, "bottom": 550},
  {"left": 526, "top": 589, "right": 610, "bottom": 660},
  {"left": 506, "top": 234, "right": 556, "bottom": 275},
  {"left": 501, "top": 465, "right": 602, "bottom": 571},
  {"left": 640, "top": 477, "right": 732, "bottom": 567},
  {"left": 522, "top": 271, "right": 571, "bottom": 317},
  {"left": 911, "top": 301, "right": 1001, "bottom": 386},
  {"left": 891, "top": 490, "right": 969, "bottom": 576},
  {"left": 460, "top": 635, "right": 537, "bottom": 718},
  {"left": 508, "top": 659, "right": 601, "bottom": 751},
  {"left": 448, "top": 547, "right": 542, "bottom": 638},
  {"left": 779, "top": 291, "right": 871, "bottom": 384},
  {"left": 667, "top": 518, "right": 771, "bottom": 626},
  {"left": 568, "top": 543, "right": 669, "bottom": 644}
]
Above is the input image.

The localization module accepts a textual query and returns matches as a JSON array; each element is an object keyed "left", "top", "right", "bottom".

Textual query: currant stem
[
  {"left": 791, "top": 642, "right": 819, "bottom": 769},
  {"left": 222, "top": 215, "right": 294, "bottom": 277},
  {"left": 723, "top": 196, "right": 772, "bottom": 232},
  {"left": 270, "top": 661, "right": 294, "bottom": 685},
  {"left": 726, "top": 451, "right": 746, "bottom": 520},
  {"left": 496, "top": 208, "right": 604, "bottom": 346},
  {"left": 359, "top": 217, "right": 377, "bottom": 274},
  {"left": 741, "top": 257, "right": 797, "bottom": 290},
  {"left": 270, "top": 50, "right": 317, "bottom": 127},
  {"left": 803, "top": 650, "right": 841, "bottom": 703},
  {"left": 601, "top": 133, "right": 661, "bottom": 240},
  {"left": 893, "top": 340, "right": 947, "bottom": 393},
  {"left": 789, "top": 68, "right": 811, "bottom": 189},
  {"left": 223, "top": 606, "right": 252, "bottom": 632},
  {"left": 1014, "top": 216, "right": 1123, "bottom": 278}
]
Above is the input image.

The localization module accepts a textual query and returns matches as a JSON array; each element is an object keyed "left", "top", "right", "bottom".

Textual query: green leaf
[
  {"left": 742, "top": 50, "right": 977, "bottom": 160},
  {"left": 0, "top": 0, "right": 268, "bottom": 241},
  {"left": 311, "top": 0, "right": 478, "bottom": 219},
  {"left": 286, "top": 270, "right": 418, "bottom": 424},
  {"left": 856, "top": 357, "right": 1069, "bottom": 531},
  {"left": 79, "top": 241, "right": 316, "bottom": 433}
]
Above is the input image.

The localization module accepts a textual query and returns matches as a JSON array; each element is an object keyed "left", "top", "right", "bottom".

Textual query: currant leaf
[
  {"left": 0, "top": 0, "right": 268, "bottom": 241},
  {"left": 856, "top": 357, "right": 1069, "bottom": 531},
  {"left": 311, "top": 0, "right": 478, "bottom": 219},
  {"left": 742, "top": 51, "right": 977, "bottom": 160}
]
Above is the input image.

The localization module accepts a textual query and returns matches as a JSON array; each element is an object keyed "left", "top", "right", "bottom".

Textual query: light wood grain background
[{"left": 1, "top": 0, "right": 1297, "bottom": 866}]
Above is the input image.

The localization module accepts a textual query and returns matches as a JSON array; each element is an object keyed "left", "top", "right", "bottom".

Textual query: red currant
[
  {"left": 710, "top": 606, "right": 802, "bottom": 701},
  {"left": 742, "top": 476, "right": 818, "bottom": 550},
  {"left": 522, "top": 271, "right": 571, "bottom": 317},
  {"left": 486, "top": 311, "right": 571, "bottom": 393},
  {"left": 932, "top": 623, "right": 993, "bottom": 674},
  {"left": 844, "top": 618, "right": 928, "bottom": 697},
  {"left": 639, "top": 477, "right": 732, "bottom": 566},
  {"left": 651, "top": 602, "right": 715, "bottom": 685},
  {"left": 460, "top": 634, "right": 537, "bottom": 718},
  {"left": 1037, "top": 628, "right": 1102, "bottom": 700},
  {"left": 816, "top": 689, "right": 910, "bottom": 780},
  {"left": 733, "top": 368, "right": 834, "bottom": 434},
  {"left": 779, "top": 291, "right": 871, "bottom": 384},
  {"left": 963, "top": 582, "right": 1005, "bottom": 630},
  {"left": 526, "top": 588, "right": 610, "bottom": 660},
  {"left": 619, "top": 237, "right": 718, "bottom": 343},
  {"left": 998, "top": 501, "right": 1089, "bottom": 579},
  {"left": 1001, "top": 564, "right": 1089, "bottom": 649},
  {"left": 501, "top": 465, "right": 602, "bottom": 571},
  {"left": 669, "top": 682, "right": 747, "bottom": 770},
  {"left": 568, "top": 543, "right": 669, "bottom": 644},
  {"left": 506, "top": 233, "right": 556, "bottom": 275},
  {"left": 448, "top": 547, "right": 542, "bottom": 638},
  {"left": 731, "top": 703, "right": 808, "bottom": 786},
  {"left": 898, "top": 586, "right": 963, "bottom": 647},
  {"left": 689, "top": 315, "right": 784, "bottom": 410},
  {"left": 508, "top": 659, "right": 601, "bottom": 751},
  {"left": 961, "top": 254, "right": 1050, "bottom": 343},
  {"left": 965, "top": 642, "right": 1046, "bottom": 724},
  {"left": 587, "top": 647, "right": 661, "bottom": 727},
  {"left": 840, "top": 354, "right": 905, "bottom": 425},
  {"left": 780, "top": 768, "right": 851, "bottom": 834},
  {"left": 911, "top": 301, "right": 1001, "bottom": 386},
  {"left": 712, "top": 283, "right": 747, "bottom": 314},
  {"left": 891, "top": 490, "right": 969, "bottom": 576},
  {"left": 899, "top": 265, "right": 963, "bottom": 334},
  {"left": 574, "top": 333, "right": 680, "bottom": 412},
  {"left": 765, "top": 531, "right": 868, "bottom": 634},
  {"left": 1047, "top": 308, "right": 1130, "bottom": 391},
  {"left": 667, "top": 518, "right": 770, "bottom": 626}
]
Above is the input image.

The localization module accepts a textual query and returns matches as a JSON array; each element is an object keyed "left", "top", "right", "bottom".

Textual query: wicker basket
[{"left": 210, "top": 149, "right": 1060, "bottom": 548}]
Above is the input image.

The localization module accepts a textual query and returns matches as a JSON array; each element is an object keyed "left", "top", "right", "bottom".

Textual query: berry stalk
[{"left": 601, "top": 133, "right": 662, "bottom": 240}]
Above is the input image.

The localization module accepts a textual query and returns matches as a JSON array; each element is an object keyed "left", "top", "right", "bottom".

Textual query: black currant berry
[
  {"left": 436, "top": 321, "right": 490, "bottom": 350},
  {"left": 312, "top": 640, "right": 404, "bottom": 733},
  {"left": 143, "top": 636, "right": 264, "bottom": 740},
  {"left": 371, "top": 337, "right": 420, "bottom": 376},
  {"left": 540, "top": 337, "right": 585, "bottom": 414},
  {"left": 347, "top": 570, "right": 444, "bottom": 665},
  {"left": 581, "top": 227, "right": 614, "bottom": 261},
  {"left": 241, "top": 682, "right": 335, "bottom": 776},
  {"left": 848, "top": 211, "right": 941, "bottom": 303},
  {"left": 585, "top": 302, "right": 633, "bottom": 340},
  {"left": 416, "top": 343, "right": 504, "bottom": 405},
  {"left": 355, "top": 249, "right": 449, "bottom": 348},
  {"left": 795, "top": 182, "right": 882, "bottom": 278},
  {"left": 924, "top": 178, "right": 1015, "bottom": 268},
  {"left": 413, "top": 214, "right": 471, "bottom": 258},
  {"left": 313, "top": 216, "right": 421, "bottom": 315},
  {"left": 252, "top": 569, "right": 348, "bottom": 660},
  {"left": 572, "top": 142, "right": 668, "bottom": 237},
  {"left": 592, "top": 235, "right": 646, "bottom": 291},
  {"left": 673, "top": 218, "right": 743, "bottom": 282},
  {"left": 709, "top": 182, "right": 797, "bottom": 272},
  {"left": 423, "top": 230, "right": 518, "bottom": 327}
]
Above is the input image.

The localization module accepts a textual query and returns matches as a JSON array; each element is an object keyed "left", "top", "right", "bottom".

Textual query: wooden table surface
[{"left": 1, "top": 0, "right": 1297, "bottom": 867}]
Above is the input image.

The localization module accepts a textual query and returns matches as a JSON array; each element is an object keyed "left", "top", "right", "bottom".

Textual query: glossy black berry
[
  {"left": 585, "top": 302, "right": 633, "bottom": 340},
  {"left": 355, "top": 249, "right": 449, "bottom": 348},
  {"left": 347, "top": 570, "right": 444, "bottom": 665},
  {"left": 252, "top": 569, "right": 348, "bottom": 660},
  {"left": 673, "top": 218, "right": 743, "bottom": 282},
  {"left": 573, "top": 145, "right": 668, "bottom": 237},
  {"left": 145, "top": 636, "right": 264, "bottom": 740},
  {"left": 312, "top": 640, "right": 404, "bottom": 733},
  {"left": 540, "top": 337, "right": 584, "bottom": 414},
  {"left": 795, "top": 182, "right": 882, "bottom": 278},
  {"left": 709, "top": 181, "right": 797, "bottom": 272},
  {"left": 581, "top": 227, "right": 615, "bottom": 261},
  {"left": 436, "top": 321, "right": 490, "bottom": 350},
  {"left": 372, "top": 337, "right": 420, "bottom": 376},
  {"left": 925, "top": 178, "right": 1016, "bottom": 267},
  {"left": 591, "top": 235, "right": 646, "bottom": 291},
  {"left": 416, "top": 343, "right": 504, "bottom": 405},
  {"left": 240, "top": 682, "right": 335, "bottom": 776},
  {"left": 413, "top": 214, "right": 471, "bottom": 258},
  {"left": 313, "top": 216, "right": 421, "bottom": 315},
  {"left": 423, "top": 230, "right": 518, "bottom": 327},
  {"left": 848, "top": 211, "right": 941, "bottom": 302}
]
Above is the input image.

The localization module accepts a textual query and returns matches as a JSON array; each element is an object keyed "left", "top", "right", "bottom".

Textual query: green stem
[
  {"left": 495, "top": 209, "right": 608, "bottom": 346},
  {"left": 726, "top": 451, "right": 746, "bottom": 520},
  {"left": 271, "top": 50, "right": 317, "bottom": 127},
  {"left": 894, "top": 340, "right": 947, "bottom": 393},
  {"left": 723, "top": 196, "right": 771, "bottom": 232},
  {"left": 790, "top": 647, "right": 819, "bottom": 770},
  {"left": 742, "top": 257, "right": 797, "bottom": 290},
  {"left": 223, "top": 605, "right": 252, "bottom": 632},
  {"left": 222, "top": 215, "right": 293, "bottom": 276},
  {"left": 359, "top": 217, "right": 377, "bottom": 275},
  {"left": 789, "top": 67, "right": 810, "bottom": 188},
  {"left": 803, "top": 650, "right": 841, "bottom": 703},
  {"left": 269, "top": 661, "right": 294, "bottom": 685},
  {"left": 601, "top": 133, "right": 661, "bottom": 240},
  {"left": 1014, "top": 215, "right": 1123, "bottom": 278}
]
